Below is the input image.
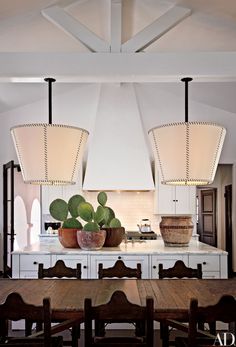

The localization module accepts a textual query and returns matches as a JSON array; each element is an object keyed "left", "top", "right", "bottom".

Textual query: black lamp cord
[
  {"left": 181, "top": 77, "right": 192, "bottom": 123},
  {"left": 44, "top": 77, "right": 56, "bottom": 125}
]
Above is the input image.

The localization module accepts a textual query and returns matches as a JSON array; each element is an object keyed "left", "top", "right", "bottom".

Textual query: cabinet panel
[
  {"left": 51, "top": 254, "right": 89, "bottom": 279},
  {"left": 20, "top": 255, "right": 51, "bottom": 271},
  {"left": 16, "top": 254, "right": 51, "bottom": 279},
  {"left": 202, "top": 271, "right": 220, "bottom": 279},
  {"left": 156, "top": 182, "right": 175, "bottom": 215},
  {"left": 41, "top": 169, "right": 82, "bottom": 215},
  {"left": 189, "top": 255, "right": 219, "bottom": 272},
  {"left": 155, "top": 169, "right": 196, "bottom": 215},
  {"left": 90, "top": 254, "right": 149, "bottom": 279},
  {"left": 151, "top": 255, "right": 188, "bottom": 278},
  {"left": 175, "top": 186, "right": 196, "bottom": 214}
]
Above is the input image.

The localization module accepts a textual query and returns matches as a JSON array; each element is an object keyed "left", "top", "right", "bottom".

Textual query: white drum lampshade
[
  {"left": 11, "top": 124, "right": 88, "bottom": 185},
  {"left": 11, "top": 78, "right": 89, "bottom": 185},
  {"left": 148, "top": 77, "right": 226, "bottom": 186},
  {"left": 149, "top": 122, "right": 226, "bottom": 185}
]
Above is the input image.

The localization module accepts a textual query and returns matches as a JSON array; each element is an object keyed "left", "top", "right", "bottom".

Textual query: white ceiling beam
[
  {"left": 110, "top": 0, "right": 122, "bottom": 52},
  {"left": 0, "top": 52, "right": 236, "bottom": 82},
  {"left": 122, "top": 6, "right": 191, "bottom": 53},
  {"left": 56, "top": 0, "right": 88, "bottom": 9},
  {"left": 41, "top": 5, "right": 110, "bottom": 52}
]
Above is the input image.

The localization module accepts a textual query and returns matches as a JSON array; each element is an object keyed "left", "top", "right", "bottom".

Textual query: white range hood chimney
[{"left": 83, "top": 84, "right": 154, "bottom": 191}]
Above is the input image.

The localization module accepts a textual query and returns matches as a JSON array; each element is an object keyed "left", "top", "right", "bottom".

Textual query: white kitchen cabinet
[
  {"left": 155, "top": 169, "right": 196, "bottom": 215},
  {"left": 151, "top": 253, "right": 225, "bottom": 279},
  {"left": 151, "top": 254, "right": 188, "bottom": 278},
  {"left": 90, "top": 254, "right": 150, "bottom": 279},
  {"left": 12, "top": 254, "right": 51, "bottom": 278},
  {"left": 51, "top": 254, "right": 89, "bottom": 278},
  {"left": 12, "top": 240, "right": 227, "bottom": 280},
  {"left": 41, "top": 169, "right": 83, "bottom": 215},
  {"left": 188, "top": 254, "right": 226, "bottom": 279}
]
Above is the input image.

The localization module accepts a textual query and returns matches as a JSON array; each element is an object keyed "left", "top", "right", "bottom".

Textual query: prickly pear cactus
[
  {"left": 109, "top": 217, "right": 122, "bottom": 228},
  {"left": 94, "top": 205, "right": 105, "bottom": 224},
  {"left": 97, "top": 192, "right": 107, "bottom": 206},
  {"left": 78, "top": 202, "right": 94, "bottom": 222},
  {"left": 68, "top": 194, "right": 85, "bottom": 218},
  {"left": 49, "top": 199, "right": 68, "bottom": 221},
  {"left": 83, "top": 221, "right": 100, "bottom": 232},
  {"left": 62, "top": 217, "right": 82, "bottom": 229}
]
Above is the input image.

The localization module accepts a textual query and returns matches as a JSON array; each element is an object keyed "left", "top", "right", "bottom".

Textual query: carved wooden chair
[
  {"left": 158, "top": 260, "right": 202, "bottom": 279},
  {"left": 84, "top": 290, "right": 154, "bottom": 347},
  {"left": 98, "top": 260, "right": 142, "bottom": 279},
  {"left": 38, "top": 260, "right": 81, "bottom": 279},
  {"left": 158, "top": 260, "right": 203, "bottom": 347},
  {"left": 0, "top": 292, "right": 63, "bottom": 347},
  {"left": 37, "top": 260, "right": 81, "bottom": 347},
  {"left": 98, "top": 260, "right": 142, "bottom": 336},
  {"left": 175, "top": 295, "right": 236, "bottom": 347}
]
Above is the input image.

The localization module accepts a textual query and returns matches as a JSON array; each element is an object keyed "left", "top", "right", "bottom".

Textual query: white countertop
[{"left": 12, "top": 239, "right": 227, "bottom": 255}]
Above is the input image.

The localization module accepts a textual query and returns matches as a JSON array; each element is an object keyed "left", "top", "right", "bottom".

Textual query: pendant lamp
[
  {"left": 148, "top": 78, "right": 226, "bottom": 186},
  {"left": 11, "top": 78, "right": 89, "bottom": 185}
]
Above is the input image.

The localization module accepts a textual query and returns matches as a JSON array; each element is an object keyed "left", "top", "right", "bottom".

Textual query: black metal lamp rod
[
  {"left": 181, "top": 77, "right": 192, "bottom": 123},
  {"left": 44, "top": 77, "right": 56, "bottom": 125}
]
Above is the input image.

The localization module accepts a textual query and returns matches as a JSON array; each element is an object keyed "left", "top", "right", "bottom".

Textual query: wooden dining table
[{"left": 0, "top": 278, "right": 236, "bottom": 322}]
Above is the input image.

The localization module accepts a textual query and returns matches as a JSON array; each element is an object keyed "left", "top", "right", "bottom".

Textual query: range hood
[{"left": 83, "top": 84, "right": 154, "bottom": 191}]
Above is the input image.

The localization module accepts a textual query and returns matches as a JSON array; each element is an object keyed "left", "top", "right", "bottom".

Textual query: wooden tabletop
[{"left": 0, "top": 279, "right": 235, "bottom": 322}]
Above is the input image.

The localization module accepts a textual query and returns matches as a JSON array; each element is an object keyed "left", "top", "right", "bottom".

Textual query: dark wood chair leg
[
  {"left": 160, "top": 321, "right": 170, "bottom": 347},
  {"left": 71, "top": 325, "right": 80, "bottom": 347}
]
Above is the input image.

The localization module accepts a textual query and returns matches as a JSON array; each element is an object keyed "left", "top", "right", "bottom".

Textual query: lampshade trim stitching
[
  {"left": 150, "top": 131, "right": 165, "bottom": 182},
  {"left": 10, "top": 123, "right": 89, "bottom": 134},
  {"left": 70, "top": 130, "right": 86, "bottom": 182},
  {"left": 148, "top": 121, "right": 226, "bottom": 133},
  {"left": 43, "top": 125, "right": 48, "bottom": 181},
  {"left": 186, "top": 123, "right": 190, "bottom": 184}
]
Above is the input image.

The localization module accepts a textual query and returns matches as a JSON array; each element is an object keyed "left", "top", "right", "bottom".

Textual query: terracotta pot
[
  {"left": 102, "top": 227, "right": 125, "bottom": 247},
  {"left": 160, "top": 216, "right": 193, "bottom": 247},
  {"left": 58, "top": 228, "right": 80, "bottom": 248},
  {"left": 77, "top": 229, "right": 106, "bottom": 250}
]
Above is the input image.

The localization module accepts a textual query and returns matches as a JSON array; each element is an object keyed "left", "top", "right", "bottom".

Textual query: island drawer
[
  {"left": 20, "top": 255, "right": 51, "bottom": 271},
  {"left": 151, "top": 255, "right": 189, "bottom": 278},
  {"left": 189, "top": 255, "right": 220, "bottom": 272},
  {"left": 90, "top": 254, "right": 149, "bottom": 279},
  {"left": 51, "top": 254, "right": 89, "bottom": 278}
]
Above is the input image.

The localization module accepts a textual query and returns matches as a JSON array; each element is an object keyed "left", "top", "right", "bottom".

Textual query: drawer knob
[
  {"left": 33, "top": 261, "right": 38, "bottom": 265},
  {"left": 203, "top": 262, "right": 207, "bottom": 265},
  {"left": 118, "top": 256, "right": 122, "bottom": 260},
  {"left": 153, "top": 265, "right": 156, "bottom": 269},
  {"left": 83, "top": 265, "right": 87, "bottom": 269}
]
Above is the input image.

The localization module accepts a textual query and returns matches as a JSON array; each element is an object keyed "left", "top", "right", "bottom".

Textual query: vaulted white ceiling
[{"left": 0, "top": 0, "right": 236, "bottom": 114}]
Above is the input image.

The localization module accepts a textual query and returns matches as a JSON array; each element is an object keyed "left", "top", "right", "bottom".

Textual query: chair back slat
[
  {"left": 98, "top": 260, "right": 142, "bottom": 279},
  {"left": 159, "top": 260, "right": 202, "bottom": 279},
  {"left": 0, "top": 292, "right": 58, "bottom": 347},
  {"left": 38, "top": 260, "right": 81, "bottom": 279},
  {"left": 187, "top": 295, "right": 236, "bottom": 347},
  {"left": 84, "top": 290, "right": 154, "bottom": 347}
]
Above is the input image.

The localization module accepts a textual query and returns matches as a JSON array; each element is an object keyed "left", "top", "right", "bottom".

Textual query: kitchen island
[{"left": 12, "top": 239, "right": 228, "bottom": 279}]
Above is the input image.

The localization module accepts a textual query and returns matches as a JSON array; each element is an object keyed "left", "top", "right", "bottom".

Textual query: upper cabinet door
[
  {"left": 175, "top": 185, "right": 196, "bottom": 215},
  {"left": 41, "top": 167, "right": 83, "bottom": 215},
  {"left": 155, "top": 168, "right": 196, "bottom": 215}
]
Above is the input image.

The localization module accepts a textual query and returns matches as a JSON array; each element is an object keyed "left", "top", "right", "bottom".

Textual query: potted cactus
[
  {"left": 77, "top": 192, "right": 124, "bottom": 249},
  {"left": 97, "top": 192, "right": 125, "bottom": 247},
  {"left": 49, "top": 194, "right": 85, "bottom": 248},
  {"left": 76, "top": 196, "right": 106, "bottom": 250}
]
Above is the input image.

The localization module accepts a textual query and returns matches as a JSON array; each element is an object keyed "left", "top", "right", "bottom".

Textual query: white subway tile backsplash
[{"left": 83, "top": 191, "right": 161, "bottom": 233}]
